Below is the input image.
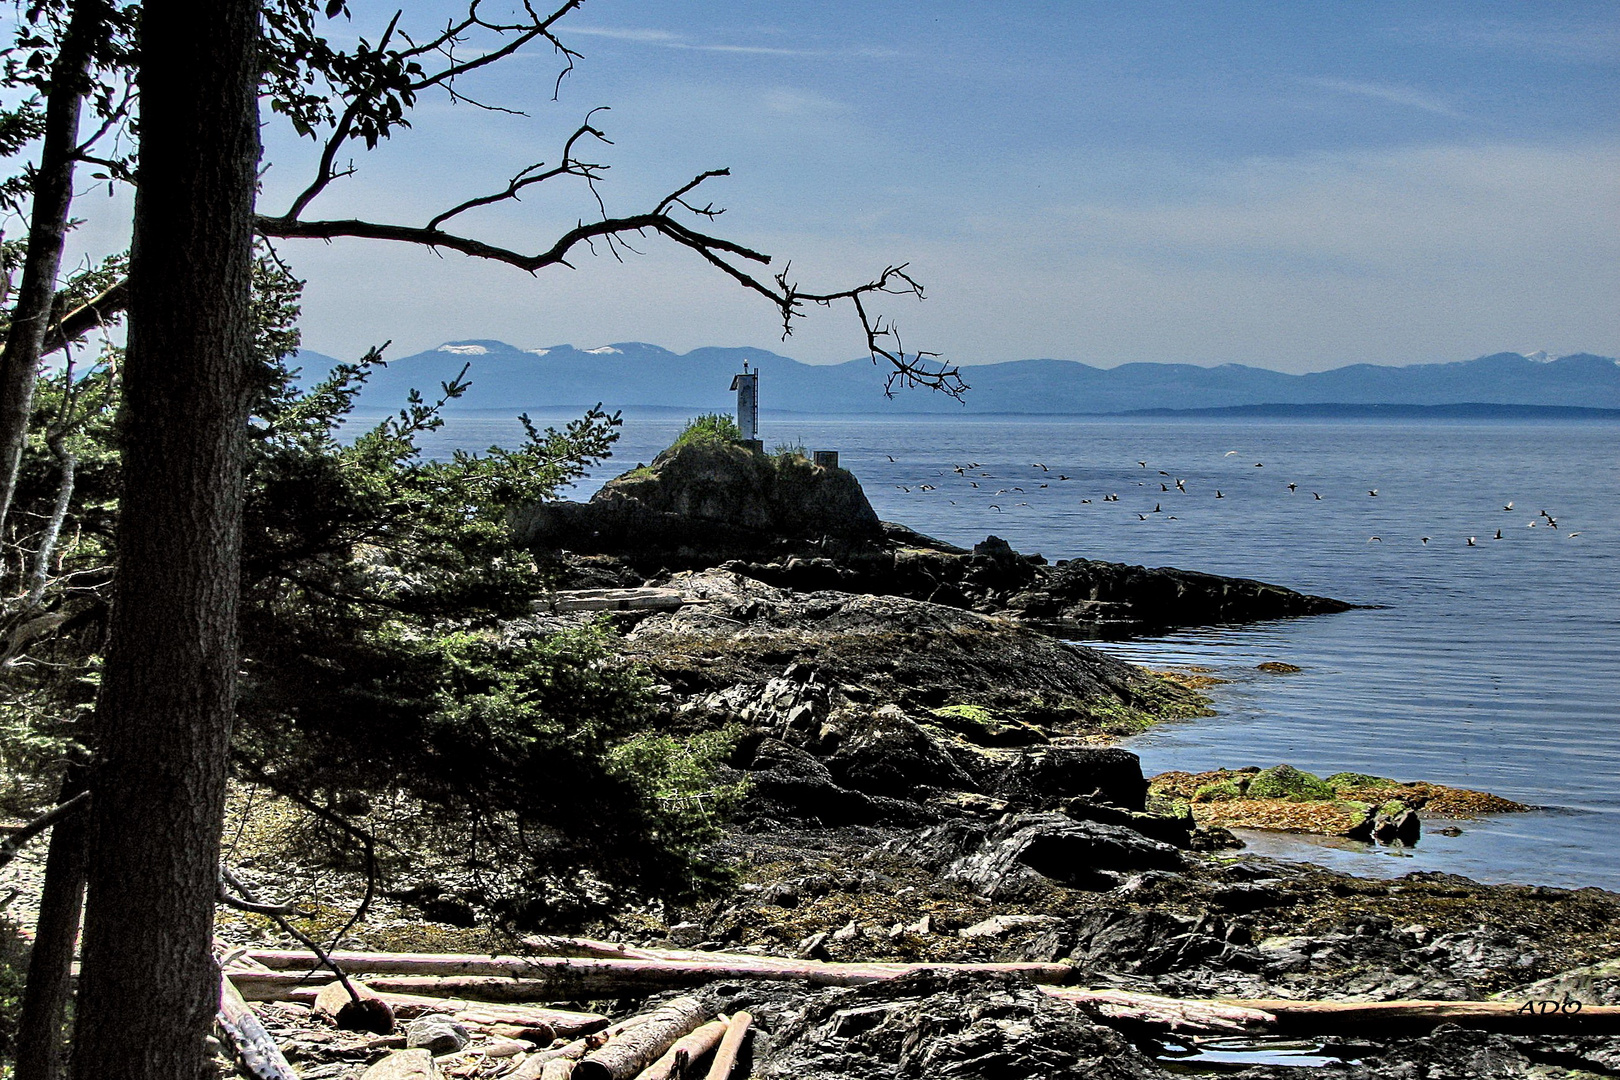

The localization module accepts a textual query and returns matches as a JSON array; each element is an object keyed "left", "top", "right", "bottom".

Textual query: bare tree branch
[
  {"left": 218, "top": 865, "right": 361, "bottom": 1007},
  {"left": 424, "top": 109, "right": 610, "bottom": 232},
  {"left": 0, "top": 791, "right": 89, "bottom": 874},
  {"left": 38, "top": 279, "right": 127, "bottom": 357}
]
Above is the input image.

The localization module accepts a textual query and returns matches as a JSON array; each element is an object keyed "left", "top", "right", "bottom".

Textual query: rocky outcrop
[
  {"left": 511, "top": 439, "right": 882, "bottom": 565},
  {"left": 742, "top": 971, "right": 1166, "bottom": 1080},
  {"left": 515, "top": 439, "right": 1351, "bottom": 634},
  {"left": 624, "top": 569, "right": 1203, "bottom": 743},
  {"left": 898, "top": 813, "right": 1188, "bottom": 899}
]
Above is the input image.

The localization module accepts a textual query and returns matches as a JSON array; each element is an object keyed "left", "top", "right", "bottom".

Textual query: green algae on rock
[
  {"left": 1150, "top": 765, "right": 1531, "bottom": 843},
  {"left": 1246, "top": 763, "right": 1338, "bottom": 802}
]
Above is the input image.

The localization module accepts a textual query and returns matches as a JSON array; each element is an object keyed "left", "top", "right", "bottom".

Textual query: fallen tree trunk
[
  {"left": 1223, "top": 995, "right": 1620, "bottom": 1035},
  {"left": 704, "top": 1011, "right": 751, "bottom": 1080},
  {"left": 635, "top": 1018, "right": 729, "bottom": 1080},
  {"left": 234, "top": 951, "right": 1074, "bottom": 991},
  {"left": 240, "top": 983, "right": 607, "bottom": 1038},
  {"left": 216, "top": 970, "right": 299, "bottom": 1080},
  {"left": 1040, "top": 988, "right": 1276, "bottom": 1034},
  {"left": 1042, "top": 987, "right": 1620, "bottom": 1035},
  {"left": 228, "top": 955, "right": 1620, "bottom": 1037},
  {"left": 510, "top": 1012, "right": 653, "bottom": 1080},
  {"left": 574, "top": 996, "right": 710, "bottom": 1080}
]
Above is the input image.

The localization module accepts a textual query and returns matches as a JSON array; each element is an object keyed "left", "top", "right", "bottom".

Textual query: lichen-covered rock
[
  {"left": 627, "top": 570, "right": 1190, "bottom": 742},
  {"left": 752, "top": 971, "right": 1169, "bottom": 1080},
  {"left": 360, "top": 1050, "right": 442, "bottom": 1080},
  {"left": 404, "top": 1016, "right": 468, "bottom": 1055},
  {"left": 991, "top": 747, "right": 1148, "bottom": 810},
  {"left": 942, "top": 812, "right": 1185, "bottom": 898},
  {"left": 1501, "top": 958, "right": 1620, "bottom": 1005},
  {"left": 828, "top": 706, "right": 978, "bottom": 798},
  {"left": 926, "top": 704, "right": 1050, "bottom": 747},
  {"left": 738, "top": 738, "right": 917, "bottom": 826}
]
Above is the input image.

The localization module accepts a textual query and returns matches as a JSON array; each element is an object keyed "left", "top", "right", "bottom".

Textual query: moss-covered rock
[
  {"left": 1246, "top": 763, "right": 1336, "bottom": 801},
  {"left": 1192, "top": 778, "right": 1247, "bottom": 802},
  {"left": 1326, "top": 772, "right": 1400, "bottom": 795},
  {"left": 927, "top": 704, "right": 1050, "bottom": 747}
]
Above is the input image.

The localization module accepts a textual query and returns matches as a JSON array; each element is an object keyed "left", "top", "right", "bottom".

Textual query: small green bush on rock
[{"left": 674, "top": 413, "right": 742, "bottom": 448}]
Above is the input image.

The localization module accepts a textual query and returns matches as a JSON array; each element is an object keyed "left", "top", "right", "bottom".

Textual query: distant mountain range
[{"left": 292, "top": 340, "right": 1620, "bottom": 417}]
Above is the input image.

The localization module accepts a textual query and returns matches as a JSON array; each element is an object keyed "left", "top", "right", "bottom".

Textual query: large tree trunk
[
  {"left": 0, "top": 0, "right": 104, "bottom": 538},
  {"left": 68, "top": 2, "right": 260, "bottom": 1078}
]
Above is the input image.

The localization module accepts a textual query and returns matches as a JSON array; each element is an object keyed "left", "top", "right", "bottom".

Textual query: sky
[{"left": 86, "top": 2, "right": 1620, "bottom": 370}]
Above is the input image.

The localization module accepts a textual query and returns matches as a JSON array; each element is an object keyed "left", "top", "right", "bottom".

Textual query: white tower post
[{"left": 730, "top": 361, "right": 759, "bottom": 444}]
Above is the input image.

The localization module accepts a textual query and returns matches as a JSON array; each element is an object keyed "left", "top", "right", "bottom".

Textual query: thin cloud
[
  {"left": 1443, "top": 20, "right": 1620, "bottom": 64},
  {"left": 1309, "top": 78, "right": 1465, "bottom": 119},
  {"left": 564, "top": 25, "right": 818, "bottom": 57}
]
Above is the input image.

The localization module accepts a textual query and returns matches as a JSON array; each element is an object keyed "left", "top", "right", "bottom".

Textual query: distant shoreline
[{"left": 358, "top": 401, "right": 1620, "bottom": 422}]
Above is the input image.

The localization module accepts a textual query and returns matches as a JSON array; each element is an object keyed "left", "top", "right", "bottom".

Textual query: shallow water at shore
[{"left": 417, "top": 412, "right": 1620, "bottom": 892}]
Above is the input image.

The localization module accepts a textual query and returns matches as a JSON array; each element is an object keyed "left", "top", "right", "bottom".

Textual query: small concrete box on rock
[{"left": 813, "top": 450, "right": 839, "bottom": 469}]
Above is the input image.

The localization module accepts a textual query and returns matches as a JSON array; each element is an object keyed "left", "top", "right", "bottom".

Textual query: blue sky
[{"left": 251, "top": 2, "right": 1618, "bottom": 369}]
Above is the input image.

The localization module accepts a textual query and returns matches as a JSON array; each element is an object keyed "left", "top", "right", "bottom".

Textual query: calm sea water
[{"left": 417, "top": 412, "right": 1620, "bottom": 892}]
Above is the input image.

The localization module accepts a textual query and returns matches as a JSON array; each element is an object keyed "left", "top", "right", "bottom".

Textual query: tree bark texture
[
  {"left": 572, "top": 996, "right": 709, "bottom": 1080},
  {"left": 0, "top": 0, "right": 103, "bottom": 536},
  {"left": 69, "top": 2, "right": 260, "bottom": 1078}
]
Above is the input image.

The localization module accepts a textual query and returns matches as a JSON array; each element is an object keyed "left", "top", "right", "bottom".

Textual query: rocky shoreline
[{"left": 11, "top": 437, "right": 1613, "bottom": 1079}]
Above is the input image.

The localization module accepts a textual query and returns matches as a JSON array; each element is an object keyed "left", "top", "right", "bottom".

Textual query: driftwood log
[
  {"left": 311, "top": 979, "right": 394, "bottom": 1034},
  {"left": 1042, "top": 987, "right": 1620, "bottom": 1035},
  {"left": 704, "top": 1011, "right": 752, "bottom": 1080},
  {"left": 216, "top": 969, "right": 299, "bottom": 1080},
  {"left": 573, "top": 996, "right": 710, "bottom": 1080},
  {"left": 1039, "top": 988, "right": 1277, "bottom": 1034},
  {"left": 248, "top": 983, "right": 607, "bottom": 1038},
  {"left": 510, "top": 1012, "right": 654, "bottom": 1080},
  {"left": 635, "top": 1017, "right": 729, "bottom": 1080},
  {"left": 228, "top": 951, "right": 1620, "bottom": 1040},
  {"left": 234, "top": 951, "right": 1074, "bottom": 994}
]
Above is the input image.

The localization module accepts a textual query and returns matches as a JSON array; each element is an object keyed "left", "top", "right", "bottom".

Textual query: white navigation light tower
[{"left": 731, "top": 361, "right": 759, "bottom": 444}]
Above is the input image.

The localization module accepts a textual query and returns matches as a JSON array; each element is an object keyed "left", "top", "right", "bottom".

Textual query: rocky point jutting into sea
[{"left": 195, "top": 433, "right": 1619, "bottom": 1079}]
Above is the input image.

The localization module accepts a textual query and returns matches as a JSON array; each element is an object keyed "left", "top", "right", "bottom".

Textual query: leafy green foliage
[
  {"left": 235, "top": 343, "right": 750, "bottom": 921},
  {"left": 4, "top": 254, "right": 738, "bottom": 925},
  {"left": 673, "top": 412, "right": 741, "bottom": 448},
  {"left": 772, "top": 439, "right": 807, "bottom": 460},
  {"left": 0, "top": 915, "right": 25, "bottom": 1064}
]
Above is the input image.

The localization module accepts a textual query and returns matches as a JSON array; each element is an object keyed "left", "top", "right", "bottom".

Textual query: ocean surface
[{"left": 412, "top": 412, "right": 1620, "bottom": 892}]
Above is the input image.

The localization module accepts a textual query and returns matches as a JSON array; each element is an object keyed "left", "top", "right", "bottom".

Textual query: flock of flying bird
[{"left": 879, "top": 449, "right": 1580, "bottom": 548}]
